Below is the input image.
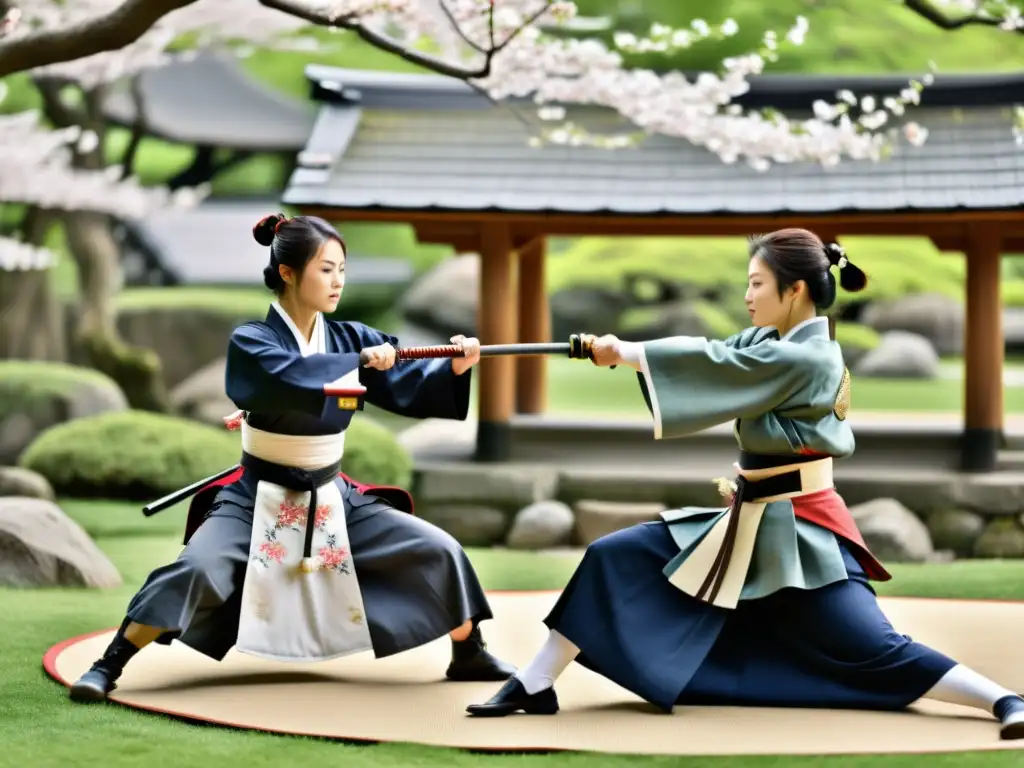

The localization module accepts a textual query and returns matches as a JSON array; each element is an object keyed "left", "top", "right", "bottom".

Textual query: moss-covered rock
[
  {"left": 17, "top": 409, "right": 413, "bottom": 500},
  {"left": 0, "top": 361, "right": 127, "bottom": 464}
]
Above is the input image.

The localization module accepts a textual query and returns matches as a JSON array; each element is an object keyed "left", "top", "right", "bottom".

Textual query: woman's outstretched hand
[
  {"left": 450, "top": 334, "right": 480, "bottom": 375},
  {"left": 590, "top": 334, "right": 624, "bottom": 367}
]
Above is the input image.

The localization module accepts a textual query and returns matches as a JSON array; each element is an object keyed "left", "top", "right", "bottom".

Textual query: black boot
[
  {"left": 446, "top": 623, "right": 517, "bottom": 682},
  {"left": 68, "top": 624, "right": 141, "bottom": 703},
  {"left": 466, "top": 677, "right": 559, "bottom": 717},
  {"left": 996, "top": 694, "right": 1024, "bottom": 740}
]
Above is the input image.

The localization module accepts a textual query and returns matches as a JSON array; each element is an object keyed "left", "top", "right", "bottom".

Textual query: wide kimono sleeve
[
  {"left": 633, "top": 333, "right": 817, "bottom": 440},
  {"left": 348, "top": 323, "right": 471, "bottom": 421},
  {"left": 225, "top": 322, "right": 364, "bottom": 431}
]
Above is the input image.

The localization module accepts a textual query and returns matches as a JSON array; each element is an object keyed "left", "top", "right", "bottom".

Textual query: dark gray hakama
[
  {"left": 544, "top": 521, "right": 958, "bottom": 713},
  {"left": 125, "top": 470, "right": 492, "bottom": 661}
]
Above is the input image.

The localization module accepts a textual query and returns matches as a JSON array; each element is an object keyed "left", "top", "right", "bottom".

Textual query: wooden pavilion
[{"left": 282, "top": 65, "right": 1024, "bottom": 472}]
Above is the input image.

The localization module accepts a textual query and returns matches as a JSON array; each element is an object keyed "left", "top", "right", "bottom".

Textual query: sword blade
[{"left": 479, "top": 342, "right": 571, "bottom": 356}]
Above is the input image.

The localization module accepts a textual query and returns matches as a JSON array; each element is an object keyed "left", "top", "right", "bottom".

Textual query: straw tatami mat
[{"left": 43, "top": 591, "right": 1024, "bottom": 756}]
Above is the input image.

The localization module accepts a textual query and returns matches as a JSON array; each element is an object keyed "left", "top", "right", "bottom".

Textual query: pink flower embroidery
[
  {"left": 318, "top": 546, "right": 348, "bottom": 569},
  {"left": 276, "top": 500, "right": 305, "bottom": 529},
  {"left": 259, "top": 541, "right": 286, "bottom": 562},
  {"left": 318, "top": 534, "right": 351, "bottom": 574},
  {"left": 314, "top": 504, "right": 332, "bottom": 529}
]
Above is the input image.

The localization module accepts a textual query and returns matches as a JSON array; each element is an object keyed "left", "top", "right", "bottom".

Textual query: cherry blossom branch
[
  {"left": 0, "top": 0, "right": 199, "bottom": 78},
  {"left": 259, "top": 0, "right": 560, "bottom": 80},
  {"left": 906, "top": 0, "right": 1024, "bottom": 31}
]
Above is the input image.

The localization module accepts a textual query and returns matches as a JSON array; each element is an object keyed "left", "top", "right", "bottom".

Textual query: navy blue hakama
[{"left": 543, "top": 521, "right": 957, "bottom": 712}]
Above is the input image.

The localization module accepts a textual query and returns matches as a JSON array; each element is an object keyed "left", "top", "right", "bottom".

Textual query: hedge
[{"left": 18, "top": 410, "right": 413, "bottom": 501}]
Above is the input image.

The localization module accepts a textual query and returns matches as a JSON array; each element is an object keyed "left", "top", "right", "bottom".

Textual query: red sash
[{"left": 792, "top": 488, "right": 891, "bottom": 581}]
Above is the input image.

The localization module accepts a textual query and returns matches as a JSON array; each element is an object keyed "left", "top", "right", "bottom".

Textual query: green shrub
[
  {"left": 545, "top": 235, "right": 1024, "bottom": 308},
  {"left": 18, "top": 410, "right": 413, "bottom": 501},
  {"left": 19, "top": 410, "right": 241, "bottom": 500},
  {"left": 343, "top": 416, "right": 413, "bottom": 489},
  {"left": 834, "top": 322, "right": 881, "bottom": 351}
]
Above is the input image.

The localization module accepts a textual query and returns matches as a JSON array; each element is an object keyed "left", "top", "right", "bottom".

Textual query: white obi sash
[{"left": 666, "top": 457, "right": 835, "bottom": 610}]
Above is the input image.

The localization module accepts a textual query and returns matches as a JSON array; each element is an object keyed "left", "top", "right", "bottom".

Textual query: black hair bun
[
  {"left": 263, "top": 263, "right": 284, "bottom": 292},
  {"left": 253, "top": 213, "right": 285, "bottom": 247}
]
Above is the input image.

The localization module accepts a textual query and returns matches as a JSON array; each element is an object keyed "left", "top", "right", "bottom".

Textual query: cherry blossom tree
[
  {"left": 0, "top": 1, "right": 322, "bottom": 411},
  {"left": 0, "top": 0, "right": 984, "bottom": 406}
]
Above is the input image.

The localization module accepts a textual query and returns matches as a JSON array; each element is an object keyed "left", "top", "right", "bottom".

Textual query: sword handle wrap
[{"left": 396, "top": 344, "right": 466, "bottom": 360}]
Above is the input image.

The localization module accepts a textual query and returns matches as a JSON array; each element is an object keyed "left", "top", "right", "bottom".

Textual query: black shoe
[
  {"left": 996, "top": 695, "right": 1024, "bottom": 740},
  {"left": 68, "top": 628, "right": 140, "bottom": 703},
  {"left": 466, "top": 677, "right": 559, "bottom": 717},
  {"left": 446, "top": 624, "right": 517, "bottom": 682}
]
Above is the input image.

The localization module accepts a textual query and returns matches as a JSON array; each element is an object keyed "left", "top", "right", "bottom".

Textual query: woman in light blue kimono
[{"left": 467, "top": 228, "right": 1024, "bottom": 740}]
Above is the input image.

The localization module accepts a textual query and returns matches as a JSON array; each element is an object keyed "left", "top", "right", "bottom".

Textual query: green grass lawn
[{"left": 2, "top": 498, "right": 1024, "bottom": 767}]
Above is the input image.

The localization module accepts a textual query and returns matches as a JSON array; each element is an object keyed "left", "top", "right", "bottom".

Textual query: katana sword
[{"left": 360, "top": 333, "right": 602, "bottom": 365}]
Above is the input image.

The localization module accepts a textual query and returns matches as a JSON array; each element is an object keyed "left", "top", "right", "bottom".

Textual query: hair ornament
[{"left": 824, "top": 241, "right": 848, "bottom": 270}]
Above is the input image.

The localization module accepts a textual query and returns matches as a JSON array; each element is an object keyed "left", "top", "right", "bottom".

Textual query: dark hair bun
[
  {"left": 824, "top": 241, "right": 868, "bottom": 294},
  {"left": 263, "top": 263, "right": 284, "bottom": 293},
  {"left": 253, "top": 213, "right": 285, "bottom": 247}
]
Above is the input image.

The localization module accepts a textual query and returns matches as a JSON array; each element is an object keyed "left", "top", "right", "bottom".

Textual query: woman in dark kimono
[
  {"left": 69, "top": 213, "right": 514, "bottom": 702},
  {"left": 467, "top": 228, "right": 1024, "bottom": 741}
]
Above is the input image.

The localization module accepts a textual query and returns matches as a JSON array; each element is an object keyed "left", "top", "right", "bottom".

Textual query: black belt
[
  {"left": 696, "top": 468, "right": 804, "bottom": 605},
  {"left": 241, "top": 451, "right": 341, "bottom": 563}
]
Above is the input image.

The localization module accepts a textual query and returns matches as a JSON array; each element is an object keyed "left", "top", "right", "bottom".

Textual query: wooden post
[
  {"left": 475, "top": 222, "right": 518, "bottom": 462},
  {"left": 962, "top": 223, "right": 1003, "bottom": 472},
  {"left": 516, "top": 236, "right": 549, "bottom": 414}
]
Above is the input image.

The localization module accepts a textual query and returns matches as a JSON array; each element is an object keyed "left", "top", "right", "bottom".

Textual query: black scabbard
[{"left": 141, "top": 464, "right": 241, "bottom": 517}]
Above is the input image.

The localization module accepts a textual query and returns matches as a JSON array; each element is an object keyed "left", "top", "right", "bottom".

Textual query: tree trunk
[
  {"left": 0, "top": 269, "right": 65, "bottom": 361},
  {"left": 0, "top": 208, "right": 65, "bottom": 361},
  {"left": 62, "top": 211, "right": 170, "bottom": 413}
]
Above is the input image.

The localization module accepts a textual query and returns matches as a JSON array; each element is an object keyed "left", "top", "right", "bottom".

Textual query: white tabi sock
[
  {"left": 924, "top": 664, "right": 1019, "bottom": 716},
  {"left": 516, "top": 629, "right": 580, "bottom": 695}
]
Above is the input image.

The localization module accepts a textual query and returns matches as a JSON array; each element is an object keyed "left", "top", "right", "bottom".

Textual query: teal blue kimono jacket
[{"left": 634, "top": 316, "right": 889, "bottom": 607}]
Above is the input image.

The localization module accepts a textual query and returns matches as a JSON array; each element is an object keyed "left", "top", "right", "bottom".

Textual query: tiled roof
[{"left": 283, "top": 66, "right": 1024, "bottom": 216}]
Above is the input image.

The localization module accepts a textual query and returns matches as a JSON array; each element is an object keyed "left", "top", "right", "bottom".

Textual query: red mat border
[{"left": 40, "top": 591, "right": 1024, "bottom": 758}]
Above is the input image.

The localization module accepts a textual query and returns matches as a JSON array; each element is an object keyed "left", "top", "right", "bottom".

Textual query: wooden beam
[
  {"left": 296, "top": 205, "right": 1024, "bottom": 238},
  {"left": 412, "top": 221, "right": 482, "bottom": 252},
  {"left": 475, "top": 222, "right": 517, "bottom": 462},
  {"left": 516, "top": 236, "right": 549, "bottom": 414},
  {"left": 962, "top": 222, "right": 1004, "bottom": 472}
]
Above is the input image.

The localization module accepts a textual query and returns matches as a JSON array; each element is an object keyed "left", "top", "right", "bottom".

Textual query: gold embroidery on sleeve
[{"left": 833, "top": 368, "right": 851, "bottom": 421}]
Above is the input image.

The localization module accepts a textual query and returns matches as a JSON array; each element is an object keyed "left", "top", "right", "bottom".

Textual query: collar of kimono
[
  {"left": 269, "top": 302, "right": 326, "bottom": 357},
  {"left": 777, "top": 315, "right": 828, "bottom": 344}
]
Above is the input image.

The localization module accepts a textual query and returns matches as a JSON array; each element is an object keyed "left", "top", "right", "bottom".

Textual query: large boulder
[
  {"left": 506, "top": 500, "right": 576, "bottom": 549},
  {"left": 853, "top": 331, "right": 939, "bottom": 379},
  {"left": 0, "top": 361, "right": 128, "bottom": 465},
  {"left": 0, "top": 466, "right": 54, "bottom": 501},
  {"left": 399, "top": 254, "right": 479, "bottom": 338},
  {"left": 860, "top": 293, "right": 963, "bottom": 356},
  {"left": 170, "top": 357, "right": 234, "bottom": 428},
  {"left": 848, "top": 498, "right": 935, "bottom": 562},
  {"left": 0, "top": 497, "right": 121, "bottom": 588}
]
